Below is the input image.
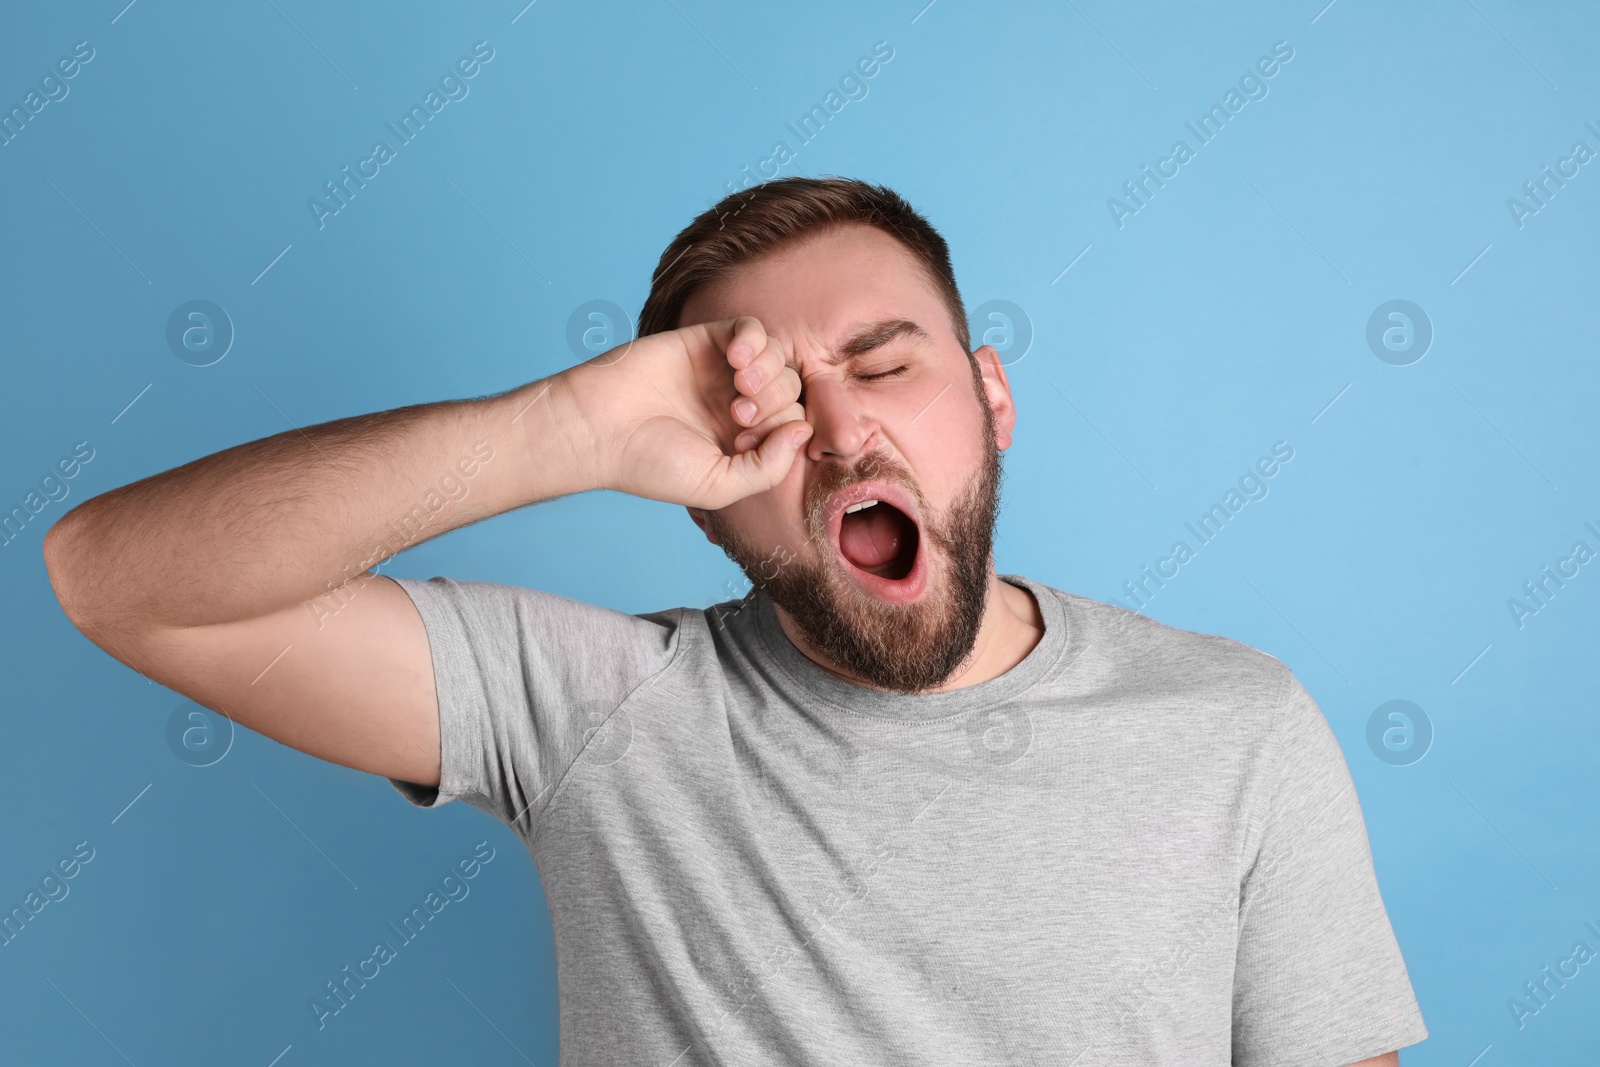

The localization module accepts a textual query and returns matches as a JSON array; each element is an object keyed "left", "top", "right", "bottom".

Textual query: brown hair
[{"left": 637, "top": 176, "right": 971, "bottom": 356}]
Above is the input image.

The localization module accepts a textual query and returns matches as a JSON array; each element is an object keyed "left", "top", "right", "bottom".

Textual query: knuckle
[{"left": 756, "top": 378, "right": 788, "bottom": 406}]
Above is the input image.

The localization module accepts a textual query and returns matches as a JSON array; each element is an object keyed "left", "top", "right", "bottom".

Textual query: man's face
[{"left": 680, "top": 223, "right": 1018, "bottom": 693}]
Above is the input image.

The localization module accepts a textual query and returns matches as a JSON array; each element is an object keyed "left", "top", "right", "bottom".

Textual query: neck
[{"left": 773, "top": 571, "right": 1044, "bottom": 693}]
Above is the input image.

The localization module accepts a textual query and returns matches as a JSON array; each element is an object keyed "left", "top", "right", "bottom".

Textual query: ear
[
  {"left": 686, "top": 505, "right": 722, "bottom": 545},
  {"left": 971, "top": 343, "right": 1018, "bottom": 451}
]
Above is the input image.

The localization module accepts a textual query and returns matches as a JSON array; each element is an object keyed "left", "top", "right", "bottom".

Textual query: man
[{"left": 44, "top": 177, "right": 1426, "bottom": 1064}]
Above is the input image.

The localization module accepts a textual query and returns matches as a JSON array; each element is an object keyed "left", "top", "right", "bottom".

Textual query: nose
[{"left": 801, "top": 373, "right": 877, "bottom": 464}]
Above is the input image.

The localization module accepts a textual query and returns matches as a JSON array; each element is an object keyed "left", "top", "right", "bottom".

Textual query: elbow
[
  {"left": 42, "top": 509, "right": 98, "bottom": 629},
  {"left": 44, "top": 508, "right": 161, "bottom": 671}
]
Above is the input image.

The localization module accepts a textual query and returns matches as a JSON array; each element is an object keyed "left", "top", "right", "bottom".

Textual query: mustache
[{"left": 802, "top": 450, "right": 924, "bottom": 542}]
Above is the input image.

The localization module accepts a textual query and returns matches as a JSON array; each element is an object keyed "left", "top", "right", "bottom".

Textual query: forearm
[{"left": 44, "top": 372, "right": 595, "bottom": 632}]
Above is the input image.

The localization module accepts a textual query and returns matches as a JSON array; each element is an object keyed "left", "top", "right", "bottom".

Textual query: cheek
[
  {"left": 721, "top": 482, "right": 811, "bottom": 551},
  {"left": 902, "top": 403, "right": 987, "bottom": 497}
]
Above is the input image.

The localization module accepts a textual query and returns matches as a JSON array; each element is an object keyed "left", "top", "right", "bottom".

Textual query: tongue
[{"left": 839, "top": 506, "right": 906, "bottom": 570}]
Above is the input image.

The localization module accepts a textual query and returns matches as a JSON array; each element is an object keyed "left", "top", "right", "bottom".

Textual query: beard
[{"left": 710, "top": 395, "right": 1003, "bottom": 693}]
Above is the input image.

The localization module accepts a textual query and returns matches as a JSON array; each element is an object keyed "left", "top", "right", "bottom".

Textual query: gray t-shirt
[{"left": 386, "top": 572, "right": 1427, "bottom": 1066}]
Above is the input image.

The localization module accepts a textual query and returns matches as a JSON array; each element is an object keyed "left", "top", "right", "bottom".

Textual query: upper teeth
[{"left": 845, "top": 499, "right": 879, "bottom": 514}]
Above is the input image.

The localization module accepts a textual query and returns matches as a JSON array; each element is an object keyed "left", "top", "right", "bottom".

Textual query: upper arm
[
  {"left": 1347, "top": 1054, "right": 1398, "bottom": 1067},
  {"left": 1230, "top": 674, "right": 1427, "bottom": 1065},
  {"left": 95, "top": 574, "right": 441, "bottom": 786}
]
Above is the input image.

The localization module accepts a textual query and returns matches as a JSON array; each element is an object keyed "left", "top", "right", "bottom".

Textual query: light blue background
[{"left": 3, "top": 0, "right": 1597, "bottom": 1063}]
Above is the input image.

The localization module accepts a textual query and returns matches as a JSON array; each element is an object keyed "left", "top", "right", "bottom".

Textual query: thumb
[{"left": 727, "top": 421, "right": 812, "bottom": 495}]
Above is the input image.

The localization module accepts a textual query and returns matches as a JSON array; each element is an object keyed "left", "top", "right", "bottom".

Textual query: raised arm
[{"left": 41, "top": 317, "right": 808, "bottom": 786}]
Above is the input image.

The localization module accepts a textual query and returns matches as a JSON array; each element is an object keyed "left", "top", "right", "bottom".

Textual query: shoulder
[
  {"left": 1044, "top": 580, "right": 1293, "bottom": 693},
  {"left": 1025, "top": 577, "right": 1300, "bottom": 728},
  {"left": 388, "top": 575, "right": 689, "bottom": 672}
]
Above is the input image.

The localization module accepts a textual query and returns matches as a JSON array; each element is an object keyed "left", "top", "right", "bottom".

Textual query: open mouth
[{"left": 825, "top": 486, "right": 927, "bottom": 603}]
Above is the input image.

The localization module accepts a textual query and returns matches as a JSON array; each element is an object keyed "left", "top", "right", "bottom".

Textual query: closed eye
[{"left": 857, "top": 365, "right": 908, "bottom": 382}]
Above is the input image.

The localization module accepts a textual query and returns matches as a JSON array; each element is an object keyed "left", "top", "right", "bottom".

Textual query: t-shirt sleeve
[
  {"left": 1231, "top": 673, "right": 1429, "bottom": 1066},
  {"left": 382, "top": 575, "right": 682, "bottom": 838}
]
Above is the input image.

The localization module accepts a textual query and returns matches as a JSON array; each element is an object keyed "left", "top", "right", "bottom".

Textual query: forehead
[{"left": 677, "top": 223, "right": 951, "bottom": 347}]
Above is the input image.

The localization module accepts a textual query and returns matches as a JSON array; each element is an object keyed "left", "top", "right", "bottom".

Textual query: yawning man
[{"left": 45, "top": 177, "right": 1427, "bottom": 1065}]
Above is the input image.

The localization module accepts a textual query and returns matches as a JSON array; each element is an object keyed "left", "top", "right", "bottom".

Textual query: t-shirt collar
[{"left": 750, "top": 573, "right": 1071, "bottom": 721}]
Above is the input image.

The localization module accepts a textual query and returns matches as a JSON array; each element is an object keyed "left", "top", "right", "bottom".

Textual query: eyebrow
[{"left": 785, "top": 318, "right": 931, "bottom": 372}]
